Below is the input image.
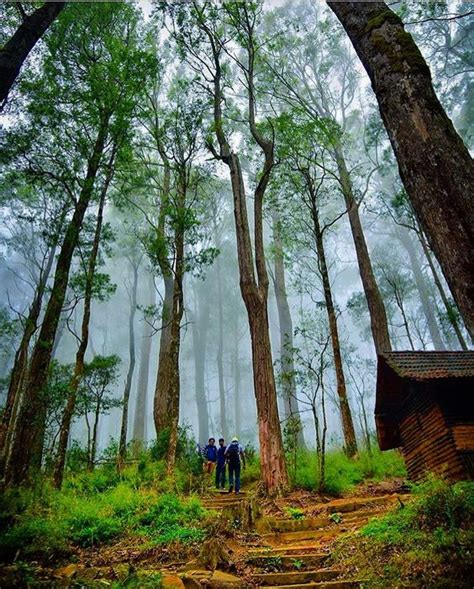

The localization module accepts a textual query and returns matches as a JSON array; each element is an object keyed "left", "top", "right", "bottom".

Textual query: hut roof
[{"left": 381, "top": 351, "right": 474, "bottom": 380}]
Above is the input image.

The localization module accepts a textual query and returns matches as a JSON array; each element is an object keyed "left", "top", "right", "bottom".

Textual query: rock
[
  {"left": 55, "top": 564, "right": 78, "bottom": 579},
  {"left": 162, "top": 574, "right": 186, "bottom": 588},
  {"left": 198, "top": 539, "right": 231, "bottom": 571},
  {"left": 206, "top": 570, "right": 243, "bottom": 588},
  {"left": 181, "top": 576, "right": 203, "bottom": 589}
]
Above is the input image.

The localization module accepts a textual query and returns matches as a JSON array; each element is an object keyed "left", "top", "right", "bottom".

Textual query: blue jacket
[{"left": 204, "top": 445, "right": 217, "bottom": 462}]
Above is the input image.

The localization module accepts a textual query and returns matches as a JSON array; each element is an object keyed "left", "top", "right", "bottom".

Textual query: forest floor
[
  {"left": 2, "top": 476, "right": 472, "bottom": 588},
  {"left": 1, "top": 478, "right": 406, "bottom": 588}
]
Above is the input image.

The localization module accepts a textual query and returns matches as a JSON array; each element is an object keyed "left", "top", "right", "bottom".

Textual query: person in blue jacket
[
  {"left": 215, "top": 438, "right": 226, "bottom": 489},
  {"left": 203, "top": 437, "right": 217, "bottom": 475}
]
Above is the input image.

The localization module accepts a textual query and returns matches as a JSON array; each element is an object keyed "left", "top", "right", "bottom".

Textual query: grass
[
  {"left": 333, "top": 477, "right": 474, "bottom": 588},
  {"left": 291, "top": 446, "right": 406, "bottom": 495},
  {"left": 0, "top": 460, "right": 215, "bottom": 564}
]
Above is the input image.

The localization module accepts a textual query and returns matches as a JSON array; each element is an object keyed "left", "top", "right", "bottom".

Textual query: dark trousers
[
  {"left": 228, "top": 462, "right": 241, "bottom": 492},
  {"left": 215, "top": 462, "right": 226, "bottom": 488}
]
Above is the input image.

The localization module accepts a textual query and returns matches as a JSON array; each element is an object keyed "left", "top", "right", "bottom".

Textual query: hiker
[
  {"left": 203, "top": 437, "right": 217, "bottom": 474},
  {"left": 215, "top": 438, "right": 226, "bottom": 489},
  {"left": 225, "top": 436, "right": 245, "bottom": 494}
]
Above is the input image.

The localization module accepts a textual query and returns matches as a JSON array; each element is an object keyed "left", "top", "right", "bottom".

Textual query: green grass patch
[
  {"left": 333, "top": 478, "right": 474, "bottom": 588},
  {"left": 292, "top": 446, "right": 406, "bottom": 495},
  {"left": 0, "top": 463, "right": 214, "bottom": 563}
]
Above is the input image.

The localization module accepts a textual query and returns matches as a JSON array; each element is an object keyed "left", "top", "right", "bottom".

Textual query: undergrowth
[
  {"left": 333, "top": 478, "right": 474, "bottom": 588},
  {"left": 291, "top": 445, "right": 406, "bottom": 495},
  {"left": 0, "top": 436, "right": 214, "bottom": 565}
]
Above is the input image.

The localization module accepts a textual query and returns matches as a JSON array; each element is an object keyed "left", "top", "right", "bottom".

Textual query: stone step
[
  {"left": 323, "top": 493, "right": 410, "bottom": 514},
  {"left": 260, "top": 509, "right": 386, "bottom": 533},
  {"left": 262, "top": 528, "right": 347, "bottom": 545},
  {"left": 253, "top": 568, "right": 340, "bottom": 586},
  {"left": 246, "top": 553, "right": 328, "bottom": 570},
  {"left": 259, "top": 581, "right": 360, "bottom": 589},
  {"left": 248, "top": 544, "right": 330, "bottom": 556}
]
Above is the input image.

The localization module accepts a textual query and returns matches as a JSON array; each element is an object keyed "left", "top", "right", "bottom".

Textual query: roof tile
[{"left": 380, "top": 351, "right": 474, "bottom": 380}]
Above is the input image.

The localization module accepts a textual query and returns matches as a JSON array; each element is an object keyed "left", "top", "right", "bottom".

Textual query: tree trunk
[
  {"left": 132, "top": 273, "right": 155, "bottom": 443},
  {"left": 272, "top": 210, "right": 306, "bottom": 448},
  {"left": 0, "top": 2, "right": 65, "bottom": 107},
  {"left": 328, "top": 1, "right": 474, "bottom": 337},
  {"left": 4, "top": 117, "right": 109, "bottom": 487},
  {"left": 152, "top": 171, "right": 185, "bottom": 473},
  {"left": 335, "top": 147, "right": 392, "bottom": 354},
  {"left": 215, "top": 253, "right": 227, "bottom": 439},
  {"left": 191, "top": 281, "right": 210, "bottom": 443},
  {"left": 418, "top": 230, "right": 468, "bottom": 350},
  {"left": 89, "top": 404, "right": 100, "bottom": 470},
  {"left": 119, "top": 259, "right": 139, "bottom": 462},
  {"left": 209, "top": 32, "right": 288, "bottom": 495},
  {"left": 0, "top": 224, "right": 61, "bottom": 477},
  {"left": 233, "top": 322, "right": 241, "bottom": 436},
  {"left": 397, "top": 229, "right": 445, "bottom": 350},
  {"left": 308, "top": 182, "right": 358, "bottom": 457},
  {"left": 53, "top": 155, "right": 113, "bottom": 489}
]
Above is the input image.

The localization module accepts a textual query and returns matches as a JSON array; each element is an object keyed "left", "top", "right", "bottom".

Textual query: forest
[{"left": 0, "top": 1, "right": 473, "bottom": 588}]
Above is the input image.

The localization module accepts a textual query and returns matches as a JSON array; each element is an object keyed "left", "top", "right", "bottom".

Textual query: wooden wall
[{"left": 399, "top": 383, "right": 467, "bottom": 481}]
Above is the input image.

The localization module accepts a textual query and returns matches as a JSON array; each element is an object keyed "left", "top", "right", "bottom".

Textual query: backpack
[{"left": 226, "top": 442, "right": 240, "bottom": 465}]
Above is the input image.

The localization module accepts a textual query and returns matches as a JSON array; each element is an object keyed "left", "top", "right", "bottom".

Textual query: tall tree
[
  {"left": 168, "top": 2, "right": 289, "bottom": 494},
  {"left": 132, "top": 272, "right": 155, "bottom": 443},
  {"left": 191, "top": 279, "right": 211, "bottom": 443},
  {"left": 53, "top": 160, "right": 115, "bottom": 489},
  {"left": 266, "top": 3, "right": 392, "bottom": 354},
  {"left": 328, "top": 1, "right": 474, "bottom": 337},
  {"left": 119, "top": 253, "right": 141, "bottom": 463},
  {"left": 3, "top": 3, "right": 149, "bottom": 486},
  {"left": 271, "top": 208, "right": 305, "bottom": 448}
]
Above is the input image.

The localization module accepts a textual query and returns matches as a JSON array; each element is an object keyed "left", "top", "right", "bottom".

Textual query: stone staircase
[{"left": 242, "top": 493, "right": 409, "bottom": 588}]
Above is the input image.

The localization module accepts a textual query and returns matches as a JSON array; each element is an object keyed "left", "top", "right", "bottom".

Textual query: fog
[{"left": 0, "top": 0, "right": 472, "bottom": 466}]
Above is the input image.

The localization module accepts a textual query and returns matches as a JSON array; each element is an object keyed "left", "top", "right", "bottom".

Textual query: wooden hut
[{"left": 375, "top": 351, "right": 474, "bottom": 481}]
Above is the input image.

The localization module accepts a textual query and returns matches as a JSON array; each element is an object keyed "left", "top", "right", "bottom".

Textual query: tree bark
[
  {"left": 119, "top": 258, "right": 139, "bottom": 462},
  {"left": 132, "top": 273, "right": 155, "bottom": 443},
  {"left": 397, "top": 229, "right": 445, "bottom": 350},
  {"left": 233, "top": 321, "right": 241, "bottom": 436},
  {"left": 4, "top": 116, "right": 109, "bottom": 487},
  {"left": 335, "top": 147, "right": 392, "bottom": 354},
  {"left": 272, "top": 210, "right": 306, "bottom": 448},
  {"left": 307, "top": 181, "right": 358, "bottom": 457},
  {"left": 0, "top": 2, "right": 65, "bottom": 107},
  {"left": 153, "top": 165, "right": 185, "bottom": 473},
  {"left": 328, "top": 1, "right": 474, "bottom": 337}
]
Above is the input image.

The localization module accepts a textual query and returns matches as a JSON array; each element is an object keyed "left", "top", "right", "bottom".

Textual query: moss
[
  {"left": 370, "top": 28, "right": 431, "bottom": 75},
  {"left": 363, "top": 8, "right": 401, "bottom": 36}
]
